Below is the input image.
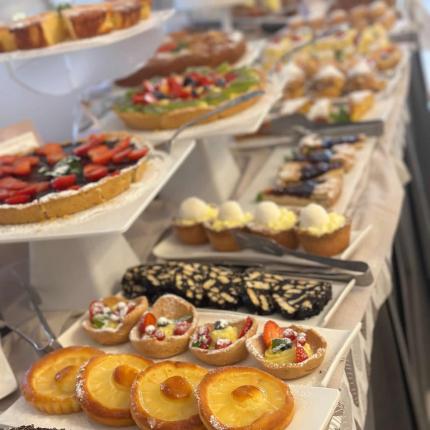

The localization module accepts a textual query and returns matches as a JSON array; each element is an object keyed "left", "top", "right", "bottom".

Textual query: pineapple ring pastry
[
  {"left": 131, "top": 361, "right": 208, "bottom": 430},
  {"left": 76, "top": 353, "right": 152, "bottom": 426},
  {"left": 198, "top": 366, "right": 295, "bottom": 430},
  {"left": 22, "top": 346, "right": 104, "bottom": 414}
]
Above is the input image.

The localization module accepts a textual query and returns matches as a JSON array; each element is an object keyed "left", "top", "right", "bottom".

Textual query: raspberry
[
  {"left": 154, "top": 329, "right": 165, "bottom": 341},
  {"left": 283, "top": 328, "right": 297, "bottom": 340},
  {"left": 295, "top": 345, "right": 309, "bottom": 363},
  {"left": 174, "top": 321, "right": 191, "bottom": 336}
]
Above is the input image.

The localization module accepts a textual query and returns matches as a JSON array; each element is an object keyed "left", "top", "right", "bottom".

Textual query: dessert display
[
  {"left": 0, "top": 132, "right": 150, "bottom": 225},
  {"left": 204, "top": 201, "right": 253, "bottom": 252},
  {"left": 247, "top": 201, "right": 299, "bottom": 249},
  {"left": 22, "top": 346, "right": 104, "bottom": 414},
  {"left": 246, "top": 320, "right": 327, "bottom": 379},
  {"left": 297, "top": 203, "right": 351, "bottom": 256},
  {"left": 197, "top": 367, "right": 295, "bottom": 430},
  {"left": 116, "top": 30, "right": 247, "bottom": 86},
  {"left": 129, "top": 294, "right": 197, "bottom": 358},
  {"left": 311, "top": 65, "right": 345, "bottom": 98},
  {"left": 122, "top": 262, "right": 333, "bottom": 320},
  {"left": 82, "top": 295, "right": 148, "bottom": 345},
  {"left": 130, "top": 360, "right": 207, "bottom": 430},
  {"left": 114, "top": 65, "right": 264, "bottom": 130},
  {"left": 76, "top": 353, "right": 152, "bottom": 426},
  {"left": 0, "top": 1, "right": 152, "bottom": 54},
  {"left": 348, "top": 90, "right": 375, "bottom": 122},
  {"left": 173, "top": 197, "right": 218, "bottom": 245},
  {"left": 190, "top": 316, "right": 257, "bottom": 366}
]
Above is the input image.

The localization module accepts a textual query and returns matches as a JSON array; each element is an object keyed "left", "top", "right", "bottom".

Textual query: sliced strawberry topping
[
  {"left": 47, "top": 152, "right": 65, "bottom": 165},
  {"left": 111, "top": 137, "right": 131, "bottom": 154},
  {"left": 0, "top": 176, "right": 28, "bottom": 190},
  {"left": 0, "top": 189, "right": 10, "bottom": 201},
  {"left": 12, "top": 159, "right": 32, "bottom": 176},
  {"left": 128, "top": 147, "right": 149, "bottom": 161},
  {"left": 5, "top": 194, "right": 31, "bottom": 205},
  {"left": 51, "top": 174, "right": 77, "bottom": 191},
  {"left": 88, "top": 145, "right": 112, "bottom": 165},
  {"left": 73, "top": 134, "right": 106, "bottom": 156},
  {"left": 239, "top": 316, "right": 253, "bottom": 338},
  {"left": 0, "top": 155, "right": 17, "bottom": 165},
  {"left": 138, "top": 312, "right": 157, "bottom": 335},
  {"left": 83, "top": 164, "right": 109, "bottom": 182},
  {"left": 37, "top": 143, "right": 66, "bottom": 165},
  {"left": 157, "top": 41, "right": 177, "bottom": 53},
  {"left": 262, "top": 320, "right": 284, "bottom": 348},
  {"left": 112, "top": 148, "right": 132, "bottom": 164},
  {"left": 0, "top": 166, "right": 14, "bottom": 177},
  {"left": 21, "top": 156, "right": 40, "bottom": 166}
]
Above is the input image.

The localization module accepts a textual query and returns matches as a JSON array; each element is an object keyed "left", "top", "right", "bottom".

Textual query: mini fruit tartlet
[
  {"left": 311, "top": 64, "right": 345, "bottom": 98},
  {"left": 173, "top": 197, "right": 218, "bottom": 245},
  {"left": 204, "top": 201, "right": 252, "bottom": 252},
  {"left": 297, "top": 203, "right": 351, "bottom": 256},
  {"left": 190, "top": 316, "right": 257, "bottom": 366},
  {"left": 130, "top": 294, "right": 197, "bottom": 358},
  {"left": 198, "top": 366, "right": 294, "bottom": 430},
  {"left": 82, "top": 295, "right": 148, "bottom": 345},
  {"left": 248, "top": 201, "right": 298, "bottom": 249},
  {"left": 131, "top": 361, "right": 207, "bottom": 430},
  {"left": 246, "top": 320, "right": 327, "bottom": 380}
]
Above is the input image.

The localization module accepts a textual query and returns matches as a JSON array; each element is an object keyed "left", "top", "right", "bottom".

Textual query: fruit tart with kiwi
[
  {"left": 246, "top": 320, "right": 327, "bottom": 380},
  {"left": 76, "top": 353, "right": 152, "bottom": 426},
  {"left": 198, "top": 366, "right": 295, "bottom": 430},
  {"left": 190, "top": 316, "right": 257, "bottom": 366},
  {"left": 22, "top": 346, "right": 104, "bottom": 414},
  {"left": 82, "top": 295, "right": 148, "bottom": 345},
  {"left": 0, "top": 132, "right": 150, "bottom": 225},
  {"left": 114, "top": 64, "right": 264, "bottom": 130},
  {"left": 129, "top": 294, "right": 197, "bottom": 358},
  {"left": 131, "top": 360, "right": 207, "bottom": 430}
]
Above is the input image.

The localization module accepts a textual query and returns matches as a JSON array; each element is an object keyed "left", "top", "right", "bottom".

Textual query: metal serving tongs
[
  {"left": 0, "top": 283, "right": 62, "bottom": 356},
  {"left": 156, "top": 89, "right": 265, "bottom": 153},
  {"left": 230, "top": 230, "right": 374, "bottom": 286}
]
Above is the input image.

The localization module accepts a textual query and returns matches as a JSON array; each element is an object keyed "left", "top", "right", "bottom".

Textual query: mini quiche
[
  {"left": 129, "top": 294, "right": 197, "bottom": 358},
  {"left": 82, "top": 295, "right": 148, "bottom": 345},
  {"left": 114, "top": 64, "right": 264, "bottom": 130},
  {"left": 246, "top": 320, "right": 327, "bottom": 380},
  {"left": 189, "top": 316, "right": 257, "bottom": 366}
]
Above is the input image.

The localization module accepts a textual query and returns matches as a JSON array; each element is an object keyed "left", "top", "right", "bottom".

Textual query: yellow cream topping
[
  {"left": 302, "top": 213, "right": 346, "bottom": 237},
  {"left": 209, "top": 213, "right": 253, "bottom": 232},
  {"left": 254, "top": 208, "right": 297, "bottom": 232},
  {"left": 264, "top": 343, "right": 313, "bottom": 364},
  {"left": 211, "top": 326, "right": 238, "bottom": 344},
  {"left": 177, "top": 206, "right": 218, "bottom": 226}
]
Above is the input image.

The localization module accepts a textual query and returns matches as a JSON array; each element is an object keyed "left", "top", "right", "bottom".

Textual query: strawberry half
[
  {"left": 83, "top": 164, "right": 108, "bottom": 182},
  {"left": 128, "top": 147, "right": 149, "bottom": 161},
  {"left": 239, "top": 316, "right": 253, "bottom": 338},
  {"left": 111, "top": 137, "right": 131, "bottom": 154},
  {"left": 138, "top": 312, "right": 157, "bottom": 335},
  {"left": 51, "top": 174, "right": 77, "bottom": 191},
  {"left": 262, "top": 320, "right": 284, "bottom": 348},
  {"left": 88, "top": 145, "right": 112, "bottom": 165},
  {"left": 112, "top": 148, "right": 132, "bottom": 164},
  {"left": 0, "top": 176, "right": 28, "bottom": 190},
  {"left": 5, "top": 194, "right": 31, "bottom": 205},
  {"left": 13, "top": 159, "right": 32, "bottom": 176},
  {"left": 0, "top": 155, "right": 17, "bottom": 165}
]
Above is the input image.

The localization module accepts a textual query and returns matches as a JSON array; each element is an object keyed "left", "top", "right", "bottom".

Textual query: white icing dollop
[
  {"left": 179, "top": 197, "right": 209, "bottom": 220},
  {"left": 316, "top": 64, "right": 344, "bottom": 80},
  {"left": 218, "top": 201, "right": 245, "bottom": 222},
  {"left": 300, "top": 203, "right": 329, "bottom": 229},
  {"left": 254, "top": 201, "right": 281, "bottom": 225},
  {"left": 348, "top": 60, "right": 372, "bottom": 77}
]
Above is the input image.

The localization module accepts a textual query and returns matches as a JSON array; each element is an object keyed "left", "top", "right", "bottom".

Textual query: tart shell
[
  {"left": 246, "top": 324, "right": 327, "bottom": 380},
  {"left": 130, "top": 361, "right": 207, "bottom": 430},
  {"left": 173, "top": 223, "right": 209, "bottom": 245},
  {"left": 82, "top": 296, "right": 149, "bottom": 345},
  {"left": 22, "top": 346, "right": 104, "bottom": 415},
  {"left": 248, "top": 226, "right": 299, "bottom": 249},
  {"left": 297, "top": 222, "right": 351, "bottom": 257},
  {"left": 198, "top": 366, "right": 295, "bottom": 430},
  {"left": 190, "top": 317, "right": 258, "bottom": 366},
  {"left": 205, "top": 226, "right": 242, "bottom": 252},
  {"left": 129, "top": 294, "right": 197, "bottom": 358}
]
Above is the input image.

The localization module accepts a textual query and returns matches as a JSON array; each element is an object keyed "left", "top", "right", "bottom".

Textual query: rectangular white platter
[
  {"left": 0, "top": 140, "right": 195, "bottom": 244},
  {"left": 238, "top": 137, "right": 376, "bottom": 214},
  {"left": 0, "top": 385, "right": 340, "bottom": 430},
  {"left": 98, "top": 78, "right": 283, "bottom": 144},
  {"left": 153, "top": 225, "right": 372, "bottom": 266},
  {"left": 0, "top": 311, "right": 351, "bottom": 430}
]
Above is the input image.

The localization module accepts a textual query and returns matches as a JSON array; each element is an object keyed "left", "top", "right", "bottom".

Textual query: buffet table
[{"left": 0, "top": 52, "right": 412, "bottom": 429}]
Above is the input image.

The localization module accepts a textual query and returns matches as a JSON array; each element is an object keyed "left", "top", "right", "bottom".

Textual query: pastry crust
[
  {"left": 130, "top": 361, "right": 207, "bottom": 430},
  {"left": 82, "top": 296, "right": 149, "bottom": 345},
  {"left": 298, "top": 221, "right": 351, "bottom": 256},
  {"left": 0, "top": 131, "right": 150, "bottom": 225},
  {"left": 190, "top": 317, "right": 258, "bottom": 366},
  {"left": 198, "top": 367, "right": 295, "bottom": 430},
  {"left": 108, "top": 0, "right": 142, "bottom": 30},
  {"left": 246, "top": 324, "right": 327, "bottom": 380},
  {"left": 22, "top": 346, "right": 104, "bottom": 415},
  {"left": 76, "top": 353, "right": 152, "bottom": 426},
  {"left": 0, "top": 25, "right": 17, "bottom": 52},
  {"left": 248, "top": 226, "right": 299, "bottom": 249},
  {"left": 130, "top": 294, "right": 197, "bottom": 358},
  {"left": 205, "top": 227, "right": 242, "bottom": 252},
  {"left": 173, "top": 223, "right": 209, "bottom": 245}
]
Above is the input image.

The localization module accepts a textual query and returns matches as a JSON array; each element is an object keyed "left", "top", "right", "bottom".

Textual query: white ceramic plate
[
  {"left": 0, "top": 383, "right": 339, "bottom": 430},
  {"left": 238, "top": 138, "right": 376, "bottom": 214},
  {"left": 153, "top": 225, "right": 372, "bottom": 265},
  {"left": 0, "top": 336, "right": 17, "bottom": 400}
]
